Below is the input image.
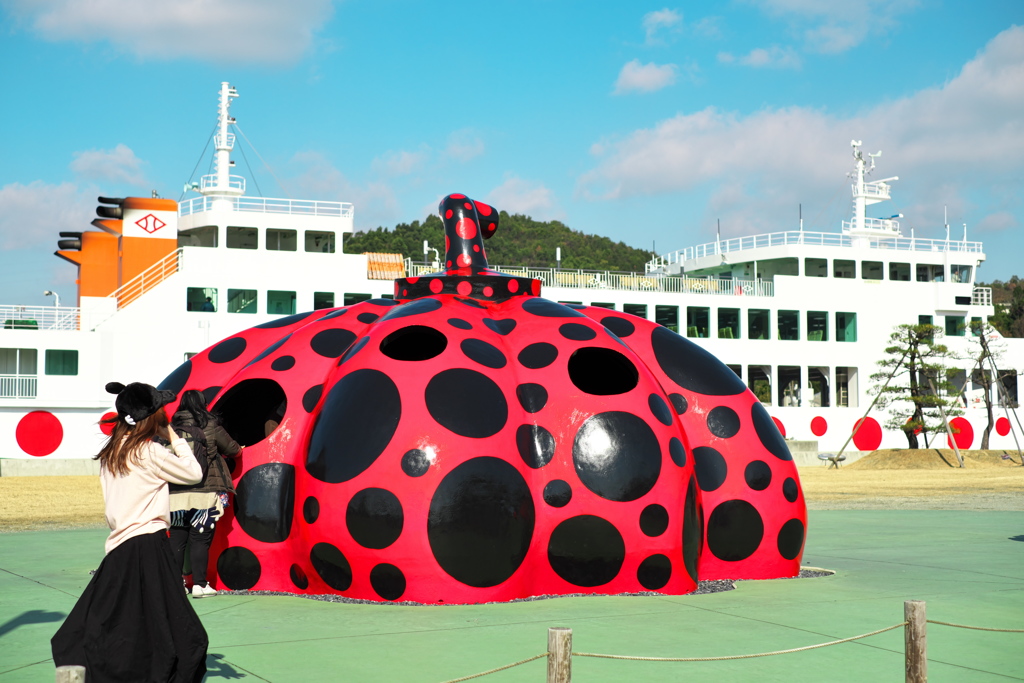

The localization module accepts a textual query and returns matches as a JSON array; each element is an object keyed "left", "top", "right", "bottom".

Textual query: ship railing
[
  {"left": 179, "top": 195, "right": 354, "bottom": 219},
  {"left": 843, "top": 217, "right": 900, "bottom": 233},
  {"left": 972, "top": 286, "right": 993, "bottom": 307},
  {"left": 0, "top": 305, "right": 81, "bottom": 331},
  {"left": 0, "top": 375, "right": 37, "bottom": 399},
  {"left": 110, "top": 248, "right": 184, "bottom": 310},
  {"left": 199, "top": 174, "right": 246, "bottom": 193},
  {"left": 857, "top": 182, "right": 891, "bottom": 198}
]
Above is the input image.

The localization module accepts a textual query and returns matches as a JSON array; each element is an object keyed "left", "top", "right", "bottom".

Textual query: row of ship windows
[
  {"left": 728, "top": 364, "right": 859, "bottom": 408},
  {"left": 178, "top": 227, "right": 337, "bottom": 253},
  {"left": 800, "top": 258, "right": 972, "bottom": 283},
  {"left": 0, "top": 348, "right": 78, "bottom": 398}
]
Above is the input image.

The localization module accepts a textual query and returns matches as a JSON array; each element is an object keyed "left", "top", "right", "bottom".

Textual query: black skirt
[{"left": 52, "top": 530, "right": 208, "bottom": 683}]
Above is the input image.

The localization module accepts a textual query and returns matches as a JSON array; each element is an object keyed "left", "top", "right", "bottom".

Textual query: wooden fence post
[
  {"left": 905, "top": 600, "right": 927, "bottom": 683},
  {"left": 547, "top": 627, "right": 572, "bottom": 683},
  {"left": 55, "top": 665, "right": 86, "bottom": 683}
]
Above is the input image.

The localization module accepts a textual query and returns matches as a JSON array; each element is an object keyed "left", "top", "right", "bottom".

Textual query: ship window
[
  {"left": 623, "top": 303, "right": 648, "bottom": 319},
  {"left": 806, "top": 311, "right": 828, "bottom": 341},
  {"left": 945, "top": 315, "right": 965, "bottom": 337},
  {"left": 227, "top": 289, "right": 258, "bottom": 314},
  {"left": 314, "top": 292, "right": 334, "bottom": 310},
  {"left": 267, "top": 290, "right": 297, "bottom": 316},
  {"left": 916, "top": 264, "right": 944, "bottom": 282},
  {"left": 805, "top": 258, "right": 827, "bottom": 278},
  {"left": 836, "top": 312, "right": 857, "bottom": 342},
  {"left": 558, "top": 301, "right": 583, "bottom": 305},
  {"left": 227, "top": 226, "right": 258, "bottom": 250},
  {"left": 655, "top": 305, "right": 679, "bottom": 333},
  {"left": 833, "top": 259, "right": 855, "bottom": 279},
  {"left": 686, "top": 307, "right": 709, "bottom": 338},
  {"left": 0, "top": 348, "right": 37, "bottom": 398},
  {"left": 178, "top": 225, "right": 217, "bottom": 248},
  {"left": 748, "top": 309, "right": 770, "bottom": 340},
  {"left": 862, "top": 261, "right": 883, "bottom": 280},
  {"left": 591, "top": 302, "right": 615, "bottom": 309},
  {"left": 778, "top": 310, "right": 799, "bottom": 340},
  {"left": 836, "top": 367, "right": 857, "bottom": 407},
  {"left": 379, "top": 294, "right": 394, "bottom": 300},
  {"left": 889, "top": 262, "right": 911, "bottom": 281},
  {"left": 45, "top": 350, "right": 78, "bottom": 376},
  {"left": 186, "top": 287, "right": 217, "bottom": 312},
  {"left": 305, "top": 230, "right": 335, "bottom": 253},
  {"left": 999, "top": 373, "right": 1018, "bottom": 408},
  {"left": 778, "top": 366, "right": 801, "bottom": 407},
  {"left": 809, "top": 367, "right": 830, "bottom": 407},
  {"left": 267, "top": 229, "right": 297, "bottom": 251},
  {"left": 343, "top": 293, "right": 372, "bottom": 306},
  {"left": 919, "top": 315, "right": 933, "bottom": 326},
  {"left": 718, "top": 308, "right": 739, "bottom": 339},
  {"left": 727, "top": 364, "right": 742, "bottom": 380},
  {"left": 951, "top": 264, "right": 972, "bottom": 283},
  {"left": 748, "top": 365, "right": 771, "bottom": 404}
]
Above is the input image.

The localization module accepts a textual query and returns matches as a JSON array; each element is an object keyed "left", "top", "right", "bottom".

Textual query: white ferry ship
[{"left": 2, "top": 82, "right": 1021, "bottom": 469}]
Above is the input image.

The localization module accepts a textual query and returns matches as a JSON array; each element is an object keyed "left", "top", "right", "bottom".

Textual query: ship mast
[
  {"left": 843, "top": 140, "right": 900, "bottom": 241},
  {"left": 199, "top": 82, "right": 245, "bottom": 199}
]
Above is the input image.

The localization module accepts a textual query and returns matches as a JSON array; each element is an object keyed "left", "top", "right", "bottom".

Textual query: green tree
[
  {"left": 871, "top": 323, "right": 963, "bottom": 449},
  {"left": 989, "top": 284, "right": 1024, "bottom": 338}
]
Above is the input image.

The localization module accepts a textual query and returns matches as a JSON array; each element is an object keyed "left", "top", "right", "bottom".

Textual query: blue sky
[{"left": 1, "top": 0, "right": 1021, "bottom": 306}]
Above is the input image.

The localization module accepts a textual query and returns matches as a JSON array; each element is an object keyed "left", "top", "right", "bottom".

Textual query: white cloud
[
  {"left": 642, "top": 8, "right": 682, "bottom": 45},
  {"left": 70, "top": 144, "right": 148, "bottom": 187},
  {"left": 0, "top": 181, "right": 96, "bottom": 250},
  {"left": 444, "top": 130, "right": 485, "bottom": 163},
  {"left": 486, "top": 177, "right": 561, "bottom": 221},
  {"left": 613, "top": 59, "right": 677, "bottom": 95},
  {"left": 579, "top": 26, "right": 1024, "bottom": 237},
  {"left": 289, "top": 151, "right": 401, "bottom": 230},
  {"left": 371, "top": 148, "right": 430, "bottom": 177},
  {"left": 0, "top": 0, "right": 334, "bottom": 64},
  {"left": 974, "top": 211, "right": 1016, "bottom": 234},
  {"left": 718, "top": 45, "right": 802, "bottom": 69},
  {"left": 748, "top": 0, "right": 919, "bottom": 53}
]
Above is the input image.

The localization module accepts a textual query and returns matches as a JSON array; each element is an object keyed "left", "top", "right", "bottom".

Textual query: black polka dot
[
  {"left": 246, "top": 333, "right": 293, "bottom": 367},
  {"left": 425, "top": 368, "right": 508, "bottom": 439},
  {"left": 338, "top": 336, "right": 370, "bottom": 365},
  {"left": 559, "top": 323, "right": 596, "bottom": 341},
  {"left": 321, "top": 308, "right": 347, "bottom": 320},
  {"left": 347, "top": 488, "right": 403, "bottom": 549},
  {"left": 303, "top": 496, "right": 320, "bottom": 524},
  {"left": 447, "top": 318, "right": 472, "bottom": 330},
  {"left": 777, "top": 519, "right": 805, "bottom": 560},
  {"left": 548, "top": 515, "right": 625, "bottom": 587},
  {"left": 649, "top": 394, "right": 673, "bottom": 426},
  {"left": 543, "top": 480, "right": 572, "bottom": 507},
  {"left": 783, "top": 477, "right": 799, "bottom": 502},
  {"left": 216, "top": 547, "right": 261, "bottom": 590},
  {"left": 707, "top": 500, "right": 764, "bottom": 562},
  {"left": 640, "top": 504, "right": 669, "bottom": 536},
  {"left": 428, "top": 457, "right": 535, "bottom": 588},
  {"left": 637, "top": 555, "right": 672, "bottom": 590},
  {"left": 669, "top": 393, "right": 688, "bottom": 414},
  {"left": 256, "top": 311, "right": 314, "bottom": 329},
  {"left": 455, "top": 296, "right": 486, "bottom": 309},
  {"left": 380, "top": 297, "right": 443, "bottom": 321},
  {"left": 693, "top": 446, "right": 728, "bottom": 492},
  {"left": 707, "top": 406, "right": 740, "bottom": 438},
  {"left": 516, "top": 383, "right": 548, "bottom": 413},
  {"left": 600, "top": 316, "right": 635, "bottom": 338},
  {"left": 310, "top": 543, "right": 352, "bottom": 591},
  {"left": 302, "top": 384, "right": 323, "bottom": 413},
  {"left": 370, "top": 564, "right": 406, "bottom": 601},
  {"left": 744, "top": 461, "right": 772, "bottom": 491},
  {"left": 202, "top": 386, "right": 221, "bottom": 405},
  {"left": 368, "top": 298, "right": 400, "bottom": 307},
  {"left": 522, "top": 297, "right": 586, "bottom": 318},
  {"left": 158, "top": 359, "right": 191, "bottom": 394},
  {"left": 483, "top": 319, "right": 517, "bottom": 335},
  {"left": 401, "top": 449, "right": 432, "bottom": 477},
  {"left": 290, "top": 564, "right": 309, "bottom": 590},
  {"left": 573, "top": 412, "right": 661, "bottom": 502},
  {"left": 357, "top": 312, "right": 379, "bottom": 324},
  {"left": 461, "top": 338, "right": 507, "bottom": 369},
  {"left": 271, "top": 355, "right": 295, "bottom": 371},
  {"left": 516, "top": 424, "right": 556, "bottom": 468},
  {"left": 752, "top": 403, "right": 793, "bottom": 460},
  {"left": 310, "top": 328, "right": 357, "bottom": 358},
  {"left": 682, "top": 477, "right": 702, "bottom": 582},
  {"left": 208, "top": 337, "right": 247, "bottom": 363},
  {"left": 518, "top": 343, "right": 558, "bottom": 369},
  {"left": 651, "top": 326, "right": 747, "bottom": 395},
  {"left": 669, "top": 438, "right": 687, "bottom": 467},
  {"left": 307, "top": 369, "right": 401, "bottom": 483},
  {"left": 234, "top": 463, "right": 295, "bottom": 543}
]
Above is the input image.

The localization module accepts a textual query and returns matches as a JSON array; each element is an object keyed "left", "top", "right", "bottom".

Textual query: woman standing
[
  {"left": 169, "top": 389, "right": 241, "bottom": 598},
  {"left": 52, "top": 382, "right": 208, "bottom": 683}
]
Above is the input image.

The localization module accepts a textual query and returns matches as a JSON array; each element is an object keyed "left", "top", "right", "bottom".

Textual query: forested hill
[{"left": 343, "top": 212, "right": 655, "bottom": 272}]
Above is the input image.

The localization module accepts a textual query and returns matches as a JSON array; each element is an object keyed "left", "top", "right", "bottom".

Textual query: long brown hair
[{"left": 95, "top": 409, "right": 169, "bottom": 477}]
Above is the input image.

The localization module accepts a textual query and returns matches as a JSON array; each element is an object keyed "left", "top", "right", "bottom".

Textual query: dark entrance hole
[
  {"left": 380, "top": 325, "right": 448, "bottom": 361},
  {"left": 213, "top": 378, "right": 288, "bottom": 446},
  {"left": 567, "top": 347, "right": 639, "bottom": 395}
]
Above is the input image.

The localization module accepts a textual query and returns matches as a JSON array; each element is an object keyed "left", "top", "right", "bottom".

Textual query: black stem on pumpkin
[{"left": 438, "top": 194, "right": 498, "bottom": 274}]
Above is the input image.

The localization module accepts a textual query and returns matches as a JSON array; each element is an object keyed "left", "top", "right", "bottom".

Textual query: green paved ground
[{"left": 2, "top": 511, "right": 1022, "bottom": 682}]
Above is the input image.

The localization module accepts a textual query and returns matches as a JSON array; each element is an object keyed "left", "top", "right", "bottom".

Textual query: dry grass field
[{"left": 0, "top": 449, "right": 1021, "bottom": 531}]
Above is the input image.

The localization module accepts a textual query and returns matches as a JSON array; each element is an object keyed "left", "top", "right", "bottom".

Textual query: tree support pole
[{"left": 928, "top": 375, "right": 964, "bottom": 467}]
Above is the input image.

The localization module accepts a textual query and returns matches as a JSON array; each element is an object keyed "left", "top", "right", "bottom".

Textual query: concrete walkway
[{"left": 2, "top": 510, "right": 1022, "bottom": 682}]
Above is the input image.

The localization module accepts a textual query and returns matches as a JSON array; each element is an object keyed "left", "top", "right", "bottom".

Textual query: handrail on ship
[
  {"left": 109, "top": 248, "right": 184, "bottom": 310},
  {"left": 179, "top": 195, "right": 354, "bottom": 219}
]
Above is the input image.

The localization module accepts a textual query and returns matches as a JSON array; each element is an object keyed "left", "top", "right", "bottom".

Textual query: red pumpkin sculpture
[{"left": 158, "top": 193, "right": 806, "bottom": 603}]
